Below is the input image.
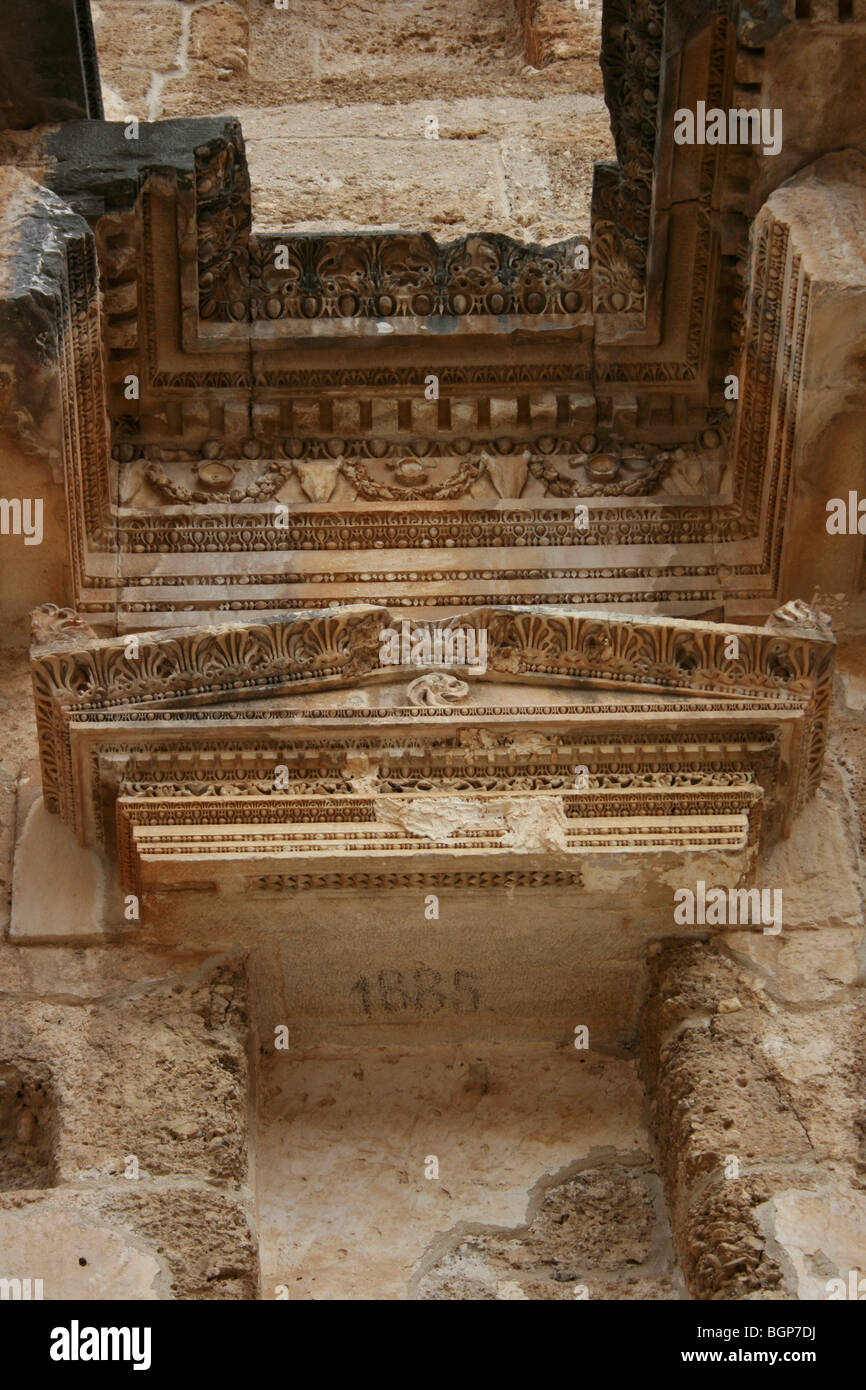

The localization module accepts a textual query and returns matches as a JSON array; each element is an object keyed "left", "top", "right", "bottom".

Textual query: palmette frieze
[
  {"left": 31, "top": 603, "right": 834, "bottom": 710},
  {"left": 30, "top": 603, "right": 831, "bottom": 865}
]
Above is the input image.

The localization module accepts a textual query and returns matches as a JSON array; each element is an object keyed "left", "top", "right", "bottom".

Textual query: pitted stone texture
[
  {"left": 92, "top": 0, "right": 612, "bottom": 238},
  {"left": 234, "top": 96, "right": 612, "bottom": 239},
  {"left": 643, "top": 948, "right": 812, "bottom": 1203},
  {"left": 417, "top": 1164, "right": 680, "bottom": 1300},
  {"left": 677, "top": 1175, "right": 792, "bottom": 1301},
  {"left": 0, "top": 958, "right": 251, "bottom": 1186},
  {"left": 189, "top": 2, "right": 249, "bottom": 76},
  {"left": 97, "top": 1187, "right": 257, "bottom": 1299},
  {"left": 243, "top": 134, "right": 509, "bottom": 236},
  {"left": 0, "top": 1061, "right": 57, "bottom": 1191},
  {"left": 0, "top": 1185, "right": 257, "bottom": 1300},
  {"left": 642, "top": 931, "right": 866, "bottom": 1300},
  {"left": 94, "top": 3, "right": 184, "bottom": 75}
]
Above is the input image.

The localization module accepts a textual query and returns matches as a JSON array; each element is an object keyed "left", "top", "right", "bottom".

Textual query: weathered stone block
[
  {"left": 489, "top": 396, "right": 516, "bottom": 430},
  {"left": 93, "top": 4, "right": 183, "bottom": 71},
  {"left": 331, "top": 398, "right": 360, "bottom": 434},
  {"left": 528, "top": 391, "right": 557, "bottom": 429},
  {"left": 291, "top": 400, "right": 320, "bottom": 434},
  {"left": 11, "top": 798, "right": 107, "bottom": 941},
  {"left": 189, "top": 2, "right": 249, "bottom": 74}
]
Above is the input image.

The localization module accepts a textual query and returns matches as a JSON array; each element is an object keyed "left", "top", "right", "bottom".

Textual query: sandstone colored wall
[
  {"left": 1, "top": 639, "right": 864, "bottom": 1297},
  {"left": 746, "top": 1, "right": 866, "bottom": 214},
  {"left": 0, "top": 942, "right": 258, "bottom": 1298},
  {"left": 2, "top": 0, "right": 866, "bottom": 1303},
  {"left": 90, "top": 0, "right": 614, "bottom": 239},
  {"left": 769, "top": 155, "right": 866, "bottom": 617},
  {"left": 415, "top": 1161, "right": 681, "bottom": 1299},
  {"left": 641, "top": 652, "right": 866, "bottom": 1299},
  {"left": 92, "top": 0, "right": 605, "bottom": 117},
  {"left": 0, "top": 656, "right": 258, "bottom": 1298},
  {"left": 256, "top": 1039, "right": 683, "bottom": 1299}
]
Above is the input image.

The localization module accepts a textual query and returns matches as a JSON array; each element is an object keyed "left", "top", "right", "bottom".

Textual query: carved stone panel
[{"left": 30, "top": 601, "right": 834, "bottom": 892}]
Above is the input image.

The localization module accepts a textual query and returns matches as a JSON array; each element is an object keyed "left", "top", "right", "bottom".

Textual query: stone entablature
[
  {"left": 30, "top": 601, "right": 834, "bottom": 895},
  {"left": 2, "top": 0, "right": 865, "bottom": 1308},
  {"left": 2, "top": 2, "right": 861, "bottom": 635},
  {"left": 0, "top": 0, "right": 793, "bottom": 628}
]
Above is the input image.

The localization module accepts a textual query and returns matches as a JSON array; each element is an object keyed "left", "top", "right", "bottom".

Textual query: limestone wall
[
  {"left": 91, "top": 0, "right": 614, "bottom": 238},
  {"left": 639, "top": 636, "right": 866, "bottom": 1299},
  {"left": 1, "top": 638, "right": 864, "bottom": 1297}
]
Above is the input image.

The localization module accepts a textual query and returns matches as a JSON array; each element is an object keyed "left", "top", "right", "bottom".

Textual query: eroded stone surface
[
  {"left": 0, "top": 1186, "right": 257, "bottom": 1299},
  {"left": 642, "top": 927, "right": 865, "bottom": 1300},
  {"left": 256, "top": 1043, "right": 653, "bottom": 1300},
  {"left": 0, "top": 1060, "right": 57, "bottom": 1190},
  {"left": 756, "top": 1188, "right": 866, "bottom": 1301},
  {"left": 0, "top": 949, "right": 258, "bottom": 1299},
  {"left": 417, "top": 1164, "right": 681, "bottom": 1300},
  {"left": 0, "top": 959, "right": 250, "bottom": 1185}
]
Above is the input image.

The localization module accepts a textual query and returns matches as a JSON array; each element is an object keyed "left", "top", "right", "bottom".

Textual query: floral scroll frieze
[
  {"left": 137, "top": 440, "right": 674, "bottom": 507},
  {"left": 192, "top": 129, "right": 594, "bottom": 329},
  {"left": 244, "top": 231, "right": 592, "bottom": 326}
]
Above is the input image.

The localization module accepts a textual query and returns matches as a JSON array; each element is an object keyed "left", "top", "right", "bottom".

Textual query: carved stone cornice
[
  {"left": 3, "top": 3, "right": 813, "bottom": 624},
  {"left": 31, "top": 602, "right": 834, "bottom": 887},
  {"left": 31, "top": 602, "right": 834, "bottom": 712},
  {"left": 30, "top": 603, "right": 98, "bottom": 650},
  {"left": 247, "top": 231, "right": 592, "bottom": 328},
  {"left": 190, "top": 124, "right": 595, "bottom": 331},
  {"left": 195, "top": 127, "right": 251, "bottom": 324},
  {"left": 593, "top": 0, "right": 665, "bottom": 317}
]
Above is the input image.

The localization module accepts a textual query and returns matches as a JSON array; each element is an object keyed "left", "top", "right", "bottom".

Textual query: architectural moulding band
[{"left": 30, "top": 600, "right": 834, "bottom": 888}]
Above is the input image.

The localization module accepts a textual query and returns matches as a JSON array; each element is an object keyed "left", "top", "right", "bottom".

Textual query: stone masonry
[{"left": 0, "top": 0, "right": 864, "bottom": 1305}]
